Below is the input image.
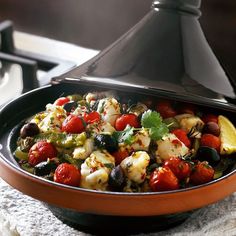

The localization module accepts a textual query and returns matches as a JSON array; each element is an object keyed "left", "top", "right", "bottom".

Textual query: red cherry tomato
[
  {"left": 200, "top": 133, "right": 221, "bottom": 152},
  {"left": 83, "top": 111, "right": 100, "bottom": 124},
  {"left": 54, "top": 163, "right": 81, "bottom": 187},
  {"left": 54, "top": 97, "right": 70, "bottom": 106},
  {"left": 112, "top": 149, "right": 130, "bottom": 165},
  {"left": 115, "top": 114, "right": 140, "bottom": 131},
  {"left": 163, "top": 157, "right": 191, "bottom": 181},
  {"left": 28, "top": 141, "right": 57, "bottom": 166},
  {"left": 62, "top": 114, "right": 85, "bottom": 133},
  {"left": 171, "top": 129, "right": 191, "bottom": 148},
  {"left": 156, "top": 100, "right": 177, "bottom": 119},
  {"left": 149, "top": 167, "right": 179, "bottom": 192},
  {"left": 202, "top": 114, "right": 218, "bottom": 124},
  {"left": 190, "top": 161, "right": 214, "bottom": 185}
]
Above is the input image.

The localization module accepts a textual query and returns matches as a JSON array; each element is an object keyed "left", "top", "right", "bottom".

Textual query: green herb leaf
[
  {"left": 141, "top": 110, "right": 169, "bottom": 141},
  {"left": 141, "top": 110, "right": 162, "bottom": 128},
  {"left": 149, "top": 125, "right": 168, "bottom": 140},
  {"left": 113, "top": 125, "right": 134, "bottom": 145}
]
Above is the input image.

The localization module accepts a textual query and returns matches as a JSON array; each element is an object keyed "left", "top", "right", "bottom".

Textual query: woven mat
[{"left": 1, "top": 178, "right": 236, "bottom": 236}]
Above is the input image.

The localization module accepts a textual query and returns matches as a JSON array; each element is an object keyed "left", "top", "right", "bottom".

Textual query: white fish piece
[
  {"left": 175, "top": 114, "right": 204, "bottom": 138},
  {"left": 80, "top": 150, "right": 115, "bottom": 190},
  {"left": 156, "top": 133, "right": 189, "bottom": 161},
  {"left": 85, "top": 91, "right": 116, "bottom": 104},
  {"left": 38, "top": 105, "right": 67, "bottom": 132},
  {"left": 130, "top": 129, "right": 151, "bottom": 152},
  {"left": 97, "top": 97, "right": 121, "bottom": 126},
  {"left": 87, "top": 121, "right": 116, "bottom": 136},
  {"left": 73, "top": 138, "right": 94, "bottom": 160},
  {"left": 120, "top": 151, "right": 150, "bottom": 184}
]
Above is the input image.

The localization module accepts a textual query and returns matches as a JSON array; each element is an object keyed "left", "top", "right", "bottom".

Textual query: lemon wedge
[{"left": 218, "top": 115, "right": 236, "bottom": 155}]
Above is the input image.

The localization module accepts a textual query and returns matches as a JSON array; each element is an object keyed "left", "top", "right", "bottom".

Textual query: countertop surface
[{"left": 1, "top": 178, "right": 236, "bottom": 236}]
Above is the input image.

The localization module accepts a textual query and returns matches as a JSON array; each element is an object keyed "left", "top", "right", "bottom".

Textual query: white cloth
[{"left": 1, "top": 178, "right": 236, "bottom": 236}]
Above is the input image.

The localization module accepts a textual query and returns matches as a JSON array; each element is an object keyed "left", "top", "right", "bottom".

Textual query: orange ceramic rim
[{"left": 1, "top": 153, "right": 236, "bottom": 216}]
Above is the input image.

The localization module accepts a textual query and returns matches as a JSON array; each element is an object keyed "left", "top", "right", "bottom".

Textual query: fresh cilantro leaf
[
  {"left": 113, "top": 125, "right": 134, "bottom": 145},
  {"left": 141, "top": 110, "right": 169, "bottom": 141},
  {"left": 149, "top": 125, "right": 169, "bottom": 140},
  {"left": 141, "top": 110, "right": 162, "bottom": 128}
]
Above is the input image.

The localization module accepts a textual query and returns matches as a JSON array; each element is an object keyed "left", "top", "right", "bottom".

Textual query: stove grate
[{"left": 0, "top": 20, "right": 75, "bottom": 92}]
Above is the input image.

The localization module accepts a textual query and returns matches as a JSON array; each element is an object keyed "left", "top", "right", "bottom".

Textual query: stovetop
[{"left": 0, "top": 21, "right": 99, "bottom": 106}]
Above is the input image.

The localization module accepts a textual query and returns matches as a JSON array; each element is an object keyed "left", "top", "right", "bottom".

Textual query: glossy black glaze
[
  {"left": 54, "top": 0, "right": 236, "bottom": 102},
  {"left": 45, "top": 203, "right": 192, "bottom": 235}
]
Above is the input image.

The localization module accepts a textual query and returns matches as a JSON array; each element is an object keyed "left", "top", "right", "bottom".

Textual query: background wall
[{"left": 0, "top": 0, "right": 235, "bottom": 79}]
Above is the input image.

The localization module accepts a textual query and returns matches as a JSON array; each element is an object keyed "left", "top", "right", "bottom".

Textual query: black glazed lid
[{"left": 52, "top": 0, "right": 236, "bottom": 108}]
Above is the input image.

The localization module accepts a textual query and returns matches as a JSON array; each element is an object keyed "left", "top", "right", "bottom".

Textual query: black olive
[
  {"left": 20, "top": 123, "right": 40, "bottom": 139},
  {"left": 63, "top": 101, "right": 78, "bottom": 112},
  {"left": 34, "top": 161, "right": 57, "bottom": 176},
  {"left": 197, "top": 146, "right": 221, "bottom": 166},
  {"left": 108, "top": 165, "right": 126, "bottom": 191},
  {"left": 94, "top": 134, "right": 118, "bottom": 153}
]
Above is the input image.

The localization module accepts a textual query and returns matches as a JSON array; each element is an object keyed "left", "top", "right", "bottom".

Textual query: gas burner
[{"left": 0, "top": 20, "right": 98, "bottom": 106}]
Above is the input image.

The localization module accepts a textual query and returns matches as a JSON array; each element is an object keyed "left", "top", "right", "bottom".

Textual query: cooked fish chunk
[
  {"left": 119, "top": 129, "right": 151, "bottom": 153},
  {"left": 156, "top": 133, "right": 189, "bottom": 161},
  {"left": 38, "top": 105, "right": 66, "bottom": 132},
  {"left": 175, "top": 114, "right": 204, "bottom": 138},
  {"left": 97, "top": 98, "right": 121, "bottom": 126},
  {"left": 80, "top": 150, "right": 115, "bottom": 190},
  {"left": 73, "top": 138, "right": 94, "bottom": 160},
  {"left": 130, "top": 129, "right": 151, "bottom": 152},
  {"left": 87, "top": 121, "right": 116, "bottom": 136},
  {"left": 120, "top": 151, "right": 150, "bottom": 184}
]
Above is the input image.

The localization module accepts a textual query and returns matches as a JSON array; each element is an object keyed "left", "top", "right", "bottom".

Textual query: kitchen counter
[{"left": 1, "top": 178, "right": 236, "bottom": 236}]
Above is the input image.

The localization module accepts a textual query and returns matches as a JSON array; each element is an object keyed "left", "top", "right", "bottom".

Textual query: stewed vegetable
[{"left": 14, "top": 90, "right": 236, "bottom": 192}]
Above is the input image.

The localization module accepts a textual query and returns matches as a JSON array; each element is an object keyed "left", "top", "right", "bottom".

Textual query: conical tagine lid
[{"left": 53, "top": 0, "right": 236, "bottom": 106}]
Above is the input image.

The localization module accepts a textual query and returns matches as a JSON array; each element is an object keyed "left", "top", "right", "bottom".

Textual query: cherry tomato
[
  {"left": 156, "top": 100, "right": 177, "bottom": 119},
  {"left": 112, "top": 149, "right": 130, "bottom": 165},
  {"left": 200, "top": 133, "right": 221, "bottom": 152},
  {"left": 171, "top": 129, "right": 191, "bottom": 148},
  {"left": 83, "top": 111, "right": 100, "bottom": 124},
  {"left": 62, "top": 114, "right": 85, "bottom": 133},
  {"left": 149, "top": 167, "right": 179, "bottom": 191},
  {"left": 163, "top": 157, "right": 191, "bottom": 181},
  {"left": 190, "top": 161, "right": 214, "bottom": 185},
  {"left": 202, "top": 114, "right": 218, "bottom": 124},
  {"left": 54, "top": 163, "right": 81, "bottom": 187},
  {"left": 115, "top": 114, "right": 140, "bottom": 131},
  {"left": 54, "top": 97, "right": 70, "bottom": 106},
  {"left": 28, "top": 141, "right": 57, "bottom": 166}
]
